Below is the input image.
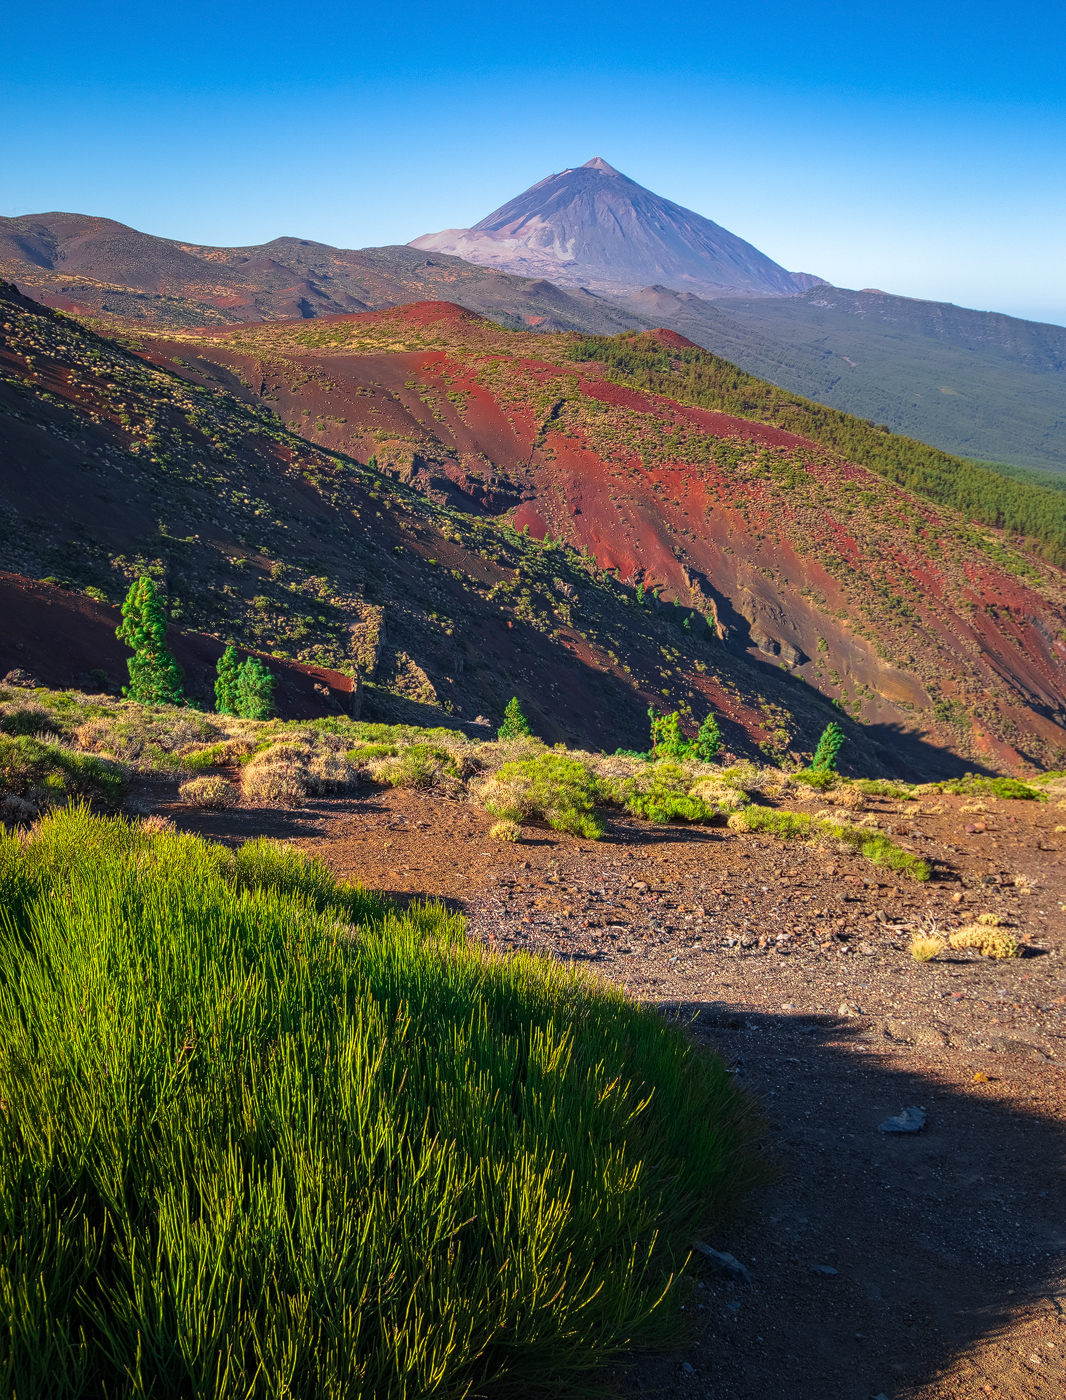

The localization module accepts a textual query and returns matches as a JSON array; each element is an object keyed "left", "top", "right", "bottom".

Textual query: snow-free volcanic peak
[{"left": 411, "top": 158, "right": 817, "bottom": 299}]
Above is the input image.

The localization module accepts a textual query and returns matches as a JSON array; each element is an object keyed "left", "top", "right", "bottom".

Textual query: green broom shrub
[{"left": 0, "top": 808, "right": 759, "bottom": 1399}]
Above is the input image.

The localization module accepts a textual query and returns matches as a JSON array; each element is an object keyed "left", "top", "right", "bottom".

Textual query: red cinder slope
[{"left": 129, "top": 304, "right": 1066, "bottom": 770}]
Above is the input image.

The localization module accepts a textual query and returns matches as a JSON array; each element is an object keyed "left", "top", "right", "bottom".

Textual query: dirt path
[{"left": 161, "top": 780, "right": 1066, "bottom": 1400}]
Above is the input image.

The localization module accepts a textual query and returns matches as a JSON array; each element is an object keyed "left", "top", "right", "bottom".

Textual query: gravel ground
[{"left": 162, "top": 779, "right": 1066, "bottom": 1400}]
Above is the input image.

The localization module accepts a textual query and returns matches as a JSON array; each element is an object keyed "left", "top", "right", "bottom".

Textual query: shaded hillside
[
  {"left": 620, "top": 285, "right": 1066, "bottom": 472},
  {"left": 0, "top": 279, "right": 896, "bottom": 770},
  {"left": 411, "top": 157, "right": 809, "bottom": 298},
  {"left": 0, "top": 213, "right": 645, "bottom": 335},
  {"left": 101, "top": 299, "right": 1066, "bottom": 773},
  {"left": 0, "top": 572, "right": 358, "bottom": 718}
]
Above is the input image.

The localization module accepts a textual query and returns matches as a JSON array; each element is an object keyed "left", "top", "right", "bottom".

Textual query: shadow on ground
[{"left": 623, "top": 1004, "right": 1066, "bottom": 1400}]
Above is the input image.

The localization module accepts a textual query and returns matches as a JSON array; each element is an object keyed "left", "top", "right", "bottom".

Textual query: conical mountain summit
[{"left": 411, "top": 157, "right": 819, "bottom": 298}]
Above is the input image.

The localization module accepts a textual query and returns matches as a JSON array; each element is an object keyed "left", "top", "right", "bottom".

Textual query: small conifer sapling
[
  {"left": 811, "top": 721, "right": 845, "bottom": 772},
  {"left": 214, "top": 645, "right": 241, "bottom": 715},
  {"left": 498, "top": 697, "right": 532, "bottom": 741},
  {"left": 115, "top": 577, "right": 184, "bottom": 705}
]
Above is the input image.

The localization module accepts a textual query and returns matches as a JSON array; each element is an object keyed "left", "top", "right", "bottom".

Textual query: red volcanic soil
[{"left": 0, "top": 574, "right": 355, "bottom": 718}]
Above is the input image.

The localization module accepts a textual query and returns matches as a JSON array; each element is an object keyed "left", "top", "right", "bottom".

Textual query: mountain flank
[
  {"left": 622, "top": 284, "right": 1066, "bottom": 473},
  {"left": 5, "top": 188, "right": 1063, "bottom": 473}
]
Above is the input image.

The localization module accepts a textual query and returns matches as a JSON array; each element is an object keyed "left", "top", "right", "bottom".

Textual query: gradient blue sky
[{"left": 3, "top": 0, "right": 1064, "bottom": 324}]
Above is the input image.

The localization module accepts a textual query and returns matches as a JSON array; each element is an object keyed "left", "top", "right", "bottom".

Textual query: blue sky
[{"left": 3, "top": 0, "right": 1064, "bottom": 324}]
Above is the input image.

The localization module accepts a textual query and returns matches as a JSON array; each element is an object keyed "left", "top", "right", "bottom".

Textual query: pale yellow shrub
[
  {"left": 688, "top": 779, "right": 749, "bottom": 811},
  {"left": 241, "top": 760, "right": 307, "bottom": 807},
  {"left": 178, "top": 776, "right": 239, "bottom": 810},
  {"left": 824, "top": 784, "right": 866, "bottom": 811},
  {"left": 476, "top": 771, "right": 534, "bottom": 820},
  {"left": 949, "top": 925, "right": 1021, "bottom": 958},
  {"left": 489, "top": 819, "right": 522, "bottom": 842}
]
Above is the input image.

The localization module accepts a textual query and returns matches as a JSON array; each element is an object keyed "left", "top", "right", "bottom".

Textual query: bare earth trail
[{"left": 161, "top": 781, "right": 1066, "bottom": 1400}]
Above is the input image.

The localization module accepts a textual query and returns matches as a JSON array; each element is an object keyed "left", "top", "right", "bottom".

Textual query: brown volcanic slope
[
  {"left": 3, "top": 281, "right": 1065, "bottom": 773},
  {"left": 123, "top": 302, "right": 1066, "bottom": 773},
  {"left": 0, "top": 212, "right": 645, "bottom": 336}
]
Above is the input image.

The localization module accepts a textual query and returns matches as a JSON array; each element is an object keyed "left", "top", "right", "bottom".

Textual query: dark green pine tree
[
  {"left": 497, "top": 697, "right": 532, "bottom": 741},
  {"left": 115, "top": 577, "right": 184, "bottom": 705},
  {"left": 811, "top": 721, "right": 845, "bottom": 772},
  {"left": 214, "top": 645, "right": 241, "bottom": 715},
  {"left": 236, "top": 657, "right": 275, "bottom": 721}
]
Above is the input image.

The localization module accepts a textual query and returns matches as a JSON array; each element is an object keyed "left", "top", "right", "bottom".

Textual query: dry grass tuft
[
  {"left": 823, "top": 784, "right": 866, "bottom": 811},
  {"left": 140, "top": 814, "right": 177, "bottom": 834},
  {"left": 241, "top": 761, "right": 307, "bottom": 808},
  {"left": 949, "top": 926, "right": 1022, "bottom": 958},
  {"left": 908, "top": 933, "right": 944, "bottom": 962},
  {"left": 178, "top": 776, "right": 239, "bottom": 810}
]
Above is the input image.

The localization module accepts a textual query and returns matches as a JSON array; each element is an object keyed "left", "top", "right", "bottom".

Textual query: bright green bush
[
  {"left": 0, "top": 809, "right": 759, "bottom": 1398},
  {"left": 856, "top": 778, "right": 917, "bottom": 799},
  {"left": 180, "top": 740, "right": 232, "bottom": 771},
  {"left": 611, "top": 763, "right": 717, "bottom": 824},
  {"left": 0, "top": 734, "right": 127, "bottom": 807},
  {"left": 938, "top": 775, "right": 1047, "bottom": 801},
  {"left": 480, "top": 754, "right": 606, "bottom": 838},
  {"left": 790, "top": 767, "right": 837, "bottom": 790}
]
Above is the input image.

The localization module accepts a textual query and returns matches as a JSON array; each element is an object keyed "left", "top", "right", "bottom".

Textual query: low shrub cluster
[
  {"left": 369, "top": 743, "right": 467, "bottom": 790},
  {"left": 0, "top": 733, "right": 127, "bottom": 816},
  {"left": 0, "top": 701, "right": 63, "bottom": 738},
  {"left": 938, "top": 775, "right": 1047, "bottom": 801},
  {"left": 75, "top": 709, "right": 229, "bottom": 771},
  {"left": 949, "top": 924, "right": 1022, "bottom": 958},
  {"left": 728, "top": 804, "right": 932, "bottom": 880},
  {"left": 179, "top": 775, "right": 240, "bottom": 809},
  {"left": 240, "top": 731, "right": 354, "bottom": 807},
  {"left": 479, "top": 753, "right": 606, "bottom": 838},
  {"left": 0, "top": 808, "right": 759, "bottom": 1398},
  {"left": 608, "top": 762, "right": 717, "bottom": 824}
]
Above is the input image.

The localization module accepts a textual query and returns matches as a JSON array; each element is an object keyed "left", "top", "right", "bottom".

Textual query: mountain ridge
[{"left": 4, "top": 198, "right": 1065, "bottom": 472}]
